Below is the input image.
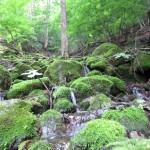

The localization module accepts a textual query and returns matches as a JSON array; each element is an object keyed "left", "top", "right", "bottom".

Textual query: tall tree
[{"left": 60, "top": 0, "right": 69, "bottom": 58}]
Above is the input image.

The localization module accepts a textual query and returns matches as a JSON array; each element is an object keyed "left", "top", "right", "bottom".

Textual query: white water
[
  {"left": 83, "top": 66, "right": 90, "bottom": 76},
  {"left": 132, "top": 87, "right": 144, "bottom": 100},
  {"left": 70, "top": 91, "right": 77, "bottom": 106}
]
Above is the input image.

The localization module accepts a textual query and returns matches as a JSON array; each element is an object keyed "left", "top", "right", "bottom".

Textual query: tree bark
[{"left": 60, "top": 0, "right": 69, "bottom": 58}]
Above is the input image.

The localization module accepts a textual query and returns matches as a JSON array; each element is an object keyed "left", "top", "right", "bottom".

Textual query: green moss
[
  {"left": 92, "top": 43, "right": 122, "bottom": 57},
  {"left": 40, "top": 109, "right": 63, "bottom": 125},
  {"left": 14, "top": 63, "right": 31, "bottom": 75},
  {"left": 11, "top": 72, "right": 20, "bottom": 81},
  {"left": 89, "top": 94, "right": 112, "bottom": 110},
  {"left": 13, "top": 79, "right": 23, "bottom": 84},
  {"left": 54, "top": 99, "right": 74, "bottom": 112},
  {"left": 53, "top": 86, "right": 71, "bottom": 99},
  {"left": 70, "top": 75, "right": 114, "bottom": 98},
  {"left": 0, "top": 65, "right": 11, "bottom": 90},
  {"left": 71, "top": 119, "right": 126, "bottom": 150},
  {"left": 102, "top": 106, "right": 149, "bottom": 132},
  {"left": 87, "top": 70, "right": 102, "bottom": 76},
  {"left": 44, "top": 59, "right": 83, "bottom": 84},
  {"left": 85, "top": 56, "right": 100, "bottom": 66},
  {"left": 133, "top": 52, "right": 150, "bottom": 71},
  {"left": 105, "top": 139, "right": 150, "bottom": 150},
  {"left": 28, "top": 140, "right": 52, "bottom": 150},
  {"left": 103, "top": 75, "right": 126, "bottom": 92},
  {"left": 7, "top": 77, "right": 50, "bottom": 99},
  {"left": 0, "top": 101, "right": 36, "bottom": 149}
]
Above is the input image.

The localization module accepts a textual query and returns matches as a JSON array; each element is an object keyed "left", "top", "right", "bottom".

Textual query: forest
[{"left": 0, "top": 0, "right": 150, "bottom": 150}]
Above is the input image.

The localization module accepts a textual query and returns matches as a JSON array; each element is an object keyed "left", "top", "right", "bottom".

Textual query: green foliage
[
  {"left": 102, "top": 106, "right": 149, "bottom": 131},
  {"left": 0, "top": 101, "right": 36, "bottom": 149},
  {"left": 7, "top": 77, "right": 50, "bottom": 99},
  {"left": 105, "top": 139, "right": 150, "bottom": 150},
  {"left": 28, "top": 140, "right": 52, "bottom": 150},
  {"left": 71, "top": 119, "right": 126, "bottom": 150},
  {"left": 87, "top": 70, "right": 102, "bottom": 76},
  {"left": 53, "top": 86, "right": 71, "bottom": 99},
  {"left": 54, "top": 98, "right": 74, "bottom": 112},
  {"left": 115, "top": 53, "right": 133, "bottom": 60}
]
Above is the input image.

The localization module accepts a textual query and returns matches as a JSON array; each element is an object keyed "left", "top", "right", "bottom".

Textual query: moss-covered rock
[
  {"left": 104, "top": 139, "right": 150, "bottom": 150},
  {"left": 102, "top": 106, "right": 148, "bottom": 132},
  {"left": 44, "top": 59, "right": 83, "bottom": 84},
  {"left": 0, "top": 101, "right": 36, "bottom": 150},
  {"left": 40, "top": 110, "right": 63, "bottom": 137},
  {"left": 7, "top": 77, "right": 50, "bottom": 99},
  {"left": 70, "top": 75, "right": 126, "bottom": 98},
  {"left": 53, "top": 86, "right": 71, "bottom": 99},
  {"left": 28, "top": 140, "right": 52, "bottom": 150},
  {"left": 86, "top": 56, "right": 100, "bottom": 66},
  {"left": 0, "top": 65, "right": 11, "bottom": 90},
  {"left": 87, "top": 70, "right": 102, "bottom": 76},
  {"left": 133, "top": 52, "right": 150, "bottom": 71},
  {"left": 70, "top": 75, "right": 114, "bottom": 98},
  {"left": 92, "top": 43, "right": 122, "bottom": 57},
  {"left": 88, "top": 94, "right": 112, "bottom": 110},
  {"left": 71, "top": 119, "right": 126, "bottom": 150},
  {"left": 54, "top": 98, "right": 74, "bottom": 113}
]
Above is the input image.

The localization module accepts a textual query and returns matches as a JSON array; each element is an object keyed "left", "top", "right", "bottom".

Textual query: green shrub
[{"left": 71, "top": 119, "right": 126, "bottom": 150}]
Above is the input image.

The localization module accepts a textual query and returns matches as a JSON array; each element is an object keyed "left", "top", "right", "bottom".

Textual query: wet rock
[
  {"left": 129, "top": 131, "right": 145, "bottom": 139},
  {"left": 0, "top": 65, "right": 11, "bottom": 90}
]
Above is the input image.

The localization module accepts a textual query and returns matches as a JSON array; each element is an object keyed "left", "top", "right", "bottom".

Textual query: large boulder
[
  {"left": 7, "top": 77, "right": 49, "bottom": 99},
  {"left": 70, "top": 75, "right": 126, "bottom": 99},
  {"left": 92, "top": 43, "right": 122, "bottom": 57},
  {"left": 70, "top": 119, "right": 126, "bottom": 150},
  {"left": 44, "top": 59, "right": 83, "bottom": 84},
  {"left": 0, "top": 65, "right": 11, "bottom": 90}
]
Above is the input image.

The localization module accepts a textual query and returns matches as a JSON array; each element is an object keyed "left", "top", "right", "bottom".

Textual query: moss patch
[
  {"left": 0, "top": 101, "right": 36, "bottom": 150},
  {"left": 71, "top": 119, "right": 126, "bottom": 150},
  {"left": 7, "top": 77, "right": 49, "bottom": 99},
  {"left": 87, "top": 70, "right": 102, "bottom": 76}
]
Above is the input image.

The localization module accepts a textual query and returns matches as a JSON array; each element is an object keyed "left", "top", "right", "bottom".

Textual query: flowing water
[
  {"left": 70, "top": 91, "right": 77, "bottom": 107},
  {"left": 83, "top": 66, "right": 90, "bottom": 76}
]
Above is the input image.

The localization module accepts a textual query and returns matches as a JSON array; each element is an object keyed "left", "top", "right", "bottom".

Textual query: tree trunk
[
  {"left": 44, "top": 0, "right": 51, "bottom": 51},
  {"left": 60, "top": 0, "right": 69, "bottom": 58}
]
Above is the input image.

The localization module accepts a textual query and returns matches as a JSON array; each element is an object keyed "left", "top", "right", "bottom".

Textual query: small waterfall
[
  {"left": 0, "top": 88, "right": 4, "bottom": 101},
  {"left": 70, "top": 91, "right": 77, "bottom": 106},
  {"left": 83, "top": 66, "right": 90, "bottom": 76},
  {"left": 132, "top": 87, "right": 144, "bottom": 100}
]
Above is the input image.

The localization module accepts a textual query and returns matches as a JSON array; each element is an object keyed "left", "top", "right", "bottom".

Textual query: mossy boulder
[
  {"left": 88, "top": 94, "right": 112, "bottom": 110},
  {"left": 70, "top": 75, "right": 126, "bottom": 98},
  {"left": 0, "top": 101, "right": 36, "bottom": 150},
  {"left": 92, "top": 43, "right": 122, "bottom": 57},
  {"left": 0, "top": 65, "right": 11, "bottom": 90},
  {"left": 133, "top": 52, "right": 150, "bottom": 71},
  {"left": 87, "top": 70, "right": 102, "bottom": 76},
  {"left": 29, "top": 89, "right": 49, "bottom": 112},
  {"left": 70, "top": 75, "right": 113, "bottom": 98},
  {"left": 104, "top": 139, "right": 150, "bottom": 150},
  {"left": 54, "top": 98, "right": 74, "bottom": 113},
  {"left": 7, "top": 77, "right": 50, "bottom": 99},
  {"left": 71, "top": 119, "right": 126, "bottom": 150},
  {"left": 102, "top": 106, "right": 148, "bottom": 132},
  {"left": 40, "top": 109, "right": 63, "bottom": 137},
  {"left": 86, "top": 56, "right": 109, "bottom": 72},
  {"left": 28, "top": 140, "right": 52, "bottom": 150},
  {"left": 44, "top": 59, "right": 83, "bottom": 84},
  {"left": 53, "top": 86, "right": 71, "bottom": 99}
]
